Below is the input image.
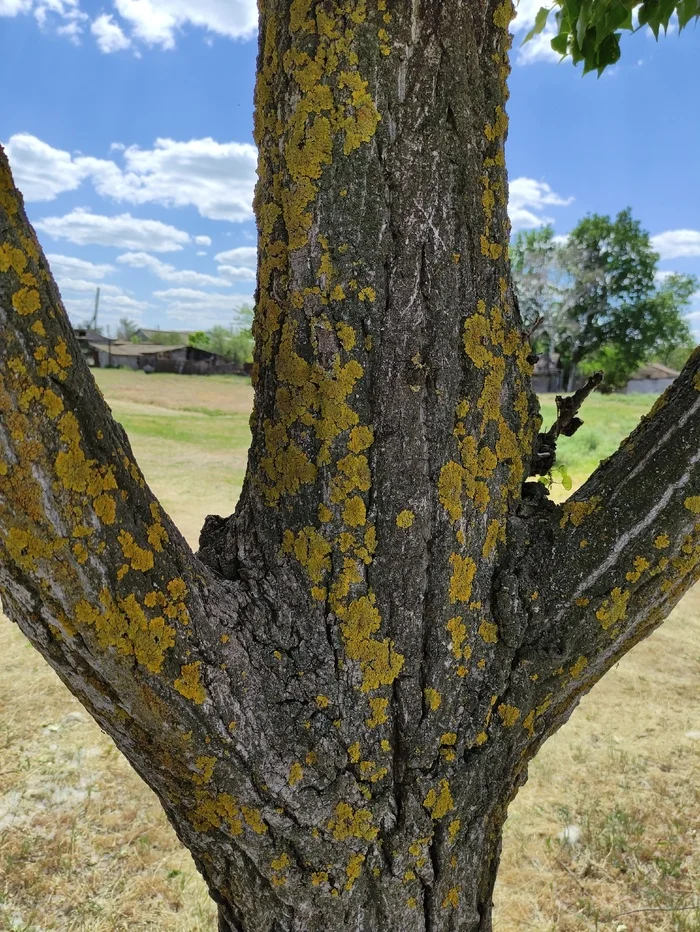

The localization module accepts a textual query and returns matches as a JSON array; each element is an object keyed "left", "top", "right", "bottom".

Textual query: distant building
[
  {"left": 531, "top": 352, "right": 563, "bottom": 393},
  {"left": 80, "top": 338, "right": 237, "bottom": 374},
  {"left": 623, "top": 362, "right": 680, "bottom": 394},
  {"left": 134, "top": 328, "right": 194, "bottom": 344},
  {"left": 73, "top": 328, "right": 107, "bottom": 367}
]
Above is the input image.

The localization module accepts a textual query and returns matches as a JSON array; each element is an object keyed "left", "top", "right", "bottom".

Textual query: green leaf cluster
[
  {"left": 538, "top": 463, "right": 574, "bottom": 489},
  {"left": 523, "top": 0, "right": 700, "bottom": 74}
]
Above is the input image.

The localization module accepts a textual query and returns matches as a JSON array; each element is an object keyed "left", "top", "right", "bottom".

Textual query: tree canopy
[
  {"left": 511, "top": 211, "right": 696, "bottom": 389},
  {"left": 524, "top": 0, "right": 700, "bottom": 73}
]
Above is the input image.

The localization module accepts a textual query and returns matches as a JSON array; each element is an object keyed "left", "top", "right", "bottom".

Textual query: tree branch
[
  {"left": 529, "top": 371, "right": 603, "bottom": 475},
  {"left": 0, "top": 145, "right": 245, "bottom": 812},
  {"left": 515, "top": 348, "right": 700, "bottom": 743}
]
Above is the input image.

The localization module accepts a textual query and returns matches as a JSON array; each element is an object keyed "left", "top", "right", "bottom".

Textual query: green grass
[
  {"left": 91, "top": 369, "right": 254, "bottom": 544},
  {"left": 115, "top": 409, "right": 252, "bottom": 453},
  {"left": 537, "top": 392, "right": 656, "bottom": 490},
  {"left": 91, "top": 370, "right": 659, "bottom": 518}
]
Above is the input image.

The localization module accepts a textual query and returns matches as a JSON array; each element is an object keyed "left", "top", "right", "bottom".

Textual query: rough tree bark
[{"left": 1, "top": 2, "right": 699, "bottom": 931}]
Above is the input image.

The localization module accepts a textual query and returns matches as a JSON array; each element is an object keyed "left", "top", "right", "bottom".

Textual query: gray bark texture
[{"left": 2, "top": 2, "right": 700, "bottom": 930}]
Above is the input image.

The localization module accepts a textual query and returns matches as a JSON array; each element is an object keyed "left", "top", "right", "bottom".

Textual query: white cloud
[
  {"left": 0, "top": 0, "right": 87, "bottom": 39},
  {"left": 91, "top": 13, "right": 130, "bottom": 52},
  {"left": 60, "top": 282, "right": 150, "bottom": 329},
  {"left": 93, "top": 137, "right": 256, "bottom": 221},
  {"left": 509, "top": 177, "right": 573, "bottom": 231},
  {"left": 4, "top": 132, "right": 256, "bottom": 223},
  {"left": 35, "top": 208, "right": 191, "bottom": 252},
  {"left": 113, "top": 0, "right": 257, "bottom": 49},
  {"left": 57, "top": 278, "right": 126, "bottom": 295},
  {"left": 4, "top": 133, "right": 89, "bottom": 200},
  {"left": 195, "top": 235, "right": 212, "bottom": 246},
  {"left": 651, "top": 230, "right": 700, "bottom": 260},
  {"left": 511, "top": 0, "right": 560, "bottom": 65},
  {"left": 1, "top": 0, "right": 257, "bottom": 47},
  {"left": 153, "top": 287, "right": 253, "bottom": 326},
  {"left": 516, "top": 28, "right": 560, "bottom": 64},
  {"left": 655, "top": 269, "right": 676, "bottom": 284},
  {"left": 215, "top": 245, "right": 257, "bottom": 281},
  {"left": 117, "top": 250, "right": 230, "bottom": 286},
  {"left": 46, "top": 254, "right": 115, "bottom": 280},
  {"left": 34, "top": 0, "right": 83, "bottom": 26},
  {"left": 217, "top": 264, "right": 256, "bottom": 282},
  {"left": 214, "top": 245, "right": 256, "bottom": 265},
  {"left": 0, "top": 0, "right": 33, "bottom": 14}
]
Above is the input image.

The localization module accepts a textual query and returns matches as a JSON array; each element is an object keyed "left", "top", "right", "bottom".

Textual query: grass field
[{"left": 1, "top": 372, "right": 698, "bottom": 931}]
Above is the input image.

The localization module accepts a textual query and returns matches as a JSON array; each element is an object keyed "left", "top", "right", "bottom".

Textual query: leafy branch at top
[{"left": 522, "top": 0, "right": 700, "bottom": 75}]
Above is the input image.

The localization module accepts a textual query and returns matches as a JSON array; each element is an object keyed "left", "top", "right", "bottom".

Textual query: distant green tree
[
  {"left": 651, "top": 273, "right": 699, "bottom": 364},
  {"left": 204, "top": 326, "right": 253, "bottom": 366},
  {"left": 116, "top": 316, "right": 139, "bottom": 341},
  {"left": 513, "top": 212, "right": 695, "bottom": 390},
  {"left": 157, "top": 331, "right": 188, "bottom": 345},
  {"left": 510, "top": 226, "right": 574, "bottom": 359},
  {"left": 578, "top": 345, "right": 635, "bottom": 392},
  {"left": 190, "top": 306, "right": 254, "bottom": 367},
  {"left": 657, "top": 342, "right": 697, "bottom": 373},
  {"left": 561, "top": 210, "right": 693, "bottom": 388}
]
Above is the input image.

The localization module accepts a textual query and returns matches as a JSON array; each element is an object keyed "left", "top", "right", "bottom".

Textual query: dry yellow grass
[
  {"left": 495, "top": 588, "right": 700, "bottom": 931},
  {"left": 0, "top": 372, "right": 697, "bottom": 930},
  {"left": 95, "top": 368, "right": 255, "bottom": 417}
]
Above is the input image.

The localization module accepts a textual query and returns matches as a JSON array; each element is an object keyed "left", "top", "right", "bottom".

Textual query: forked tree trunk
[{"left": 2, "top": 3, "right": 700, "bottom": 931}]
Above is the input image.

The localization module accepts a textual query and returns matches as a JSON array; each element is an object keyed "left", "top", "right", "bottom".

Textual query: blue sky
[{"left": 1, "top": 0, "right": 699, "bottom": 337}]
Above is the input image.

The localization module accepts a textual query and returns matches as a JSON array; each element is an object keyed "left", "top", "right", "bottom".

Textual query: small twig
[
  {"left": 546, "top": 371, "right": 604, "bottom": 443},
  {"left": 554, "top": 857, "right": 586, "bottom": 893},
  {"left": 524, "top": 315, "right": 545, "bottom": 340},
  {"left": 609, "top": 903, "right": 699, "bottom": 920},
  {"left": 528, "top": 370, "right": 603, "bottom": 477}
]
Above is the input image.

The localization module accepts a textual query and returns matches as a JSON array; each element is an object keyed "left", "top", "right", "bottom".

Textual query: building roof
[
  {"left": 630, "top": 362, "right": 681, "bottom": 380},
  {"left": 137, "top": 328, "right": 193, "bottom": 342},
  {"left": 74, "top": 328, "right": 106, "bottom": 343},
  {"left": 89, "top": 342, "right": 188, "bottom": 356}
]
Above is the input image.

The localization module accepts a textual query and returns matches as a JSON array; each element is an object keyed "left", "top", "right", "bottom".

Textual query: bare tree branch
[
  {"left": 513, "top": 349, "right": 700, "bottom": 747},
  {"left": 530, "top": 371, "right": 604, "bottom": 475},
  {"left": 0, "top": 144, "right": 246, "bottom": 813}
]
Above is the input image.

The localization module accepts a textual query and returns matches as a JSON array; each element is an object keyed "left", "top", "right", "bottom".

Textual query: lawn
[
  {"left": 0, "top": 373, "right": 697, "bottom": 931},
  {"left": 537, "top": 392, "right": 660, "bottom": 494}
]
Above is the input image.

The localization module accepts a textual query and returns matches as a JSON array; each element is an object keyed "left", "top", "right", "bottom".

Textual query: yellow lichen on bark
[
  {"left": 327, "top": 801, "right": 378, "bottom": 842},
  {"left": 188, "top": 792, "right": 244, "bottom": 836},
  {"left": 596, "top": 587, "right": 630, "bottom": 630},
  {"left": 339, "top": 594, "right": 404, "bottom": 692},
  {"left": 74, "top": 589, "right": 176, "bottom": 674},
  {"left": 174, "top": 661, "right": 206, "bottom": 704},
  {"left": 396, "top": 509, "right": 415, "bottom": 528},
  {"left": 423, "top": 779, "right": 454, "bottom": 820},
  {"left": 448, "top": 554, "right": 477, "bottom": 603},
  {"left": 497, "top": 704, "right": 520, "bottom": 728},
  {"left": 560, "top": 497, "right": 601, "bottom": 528}
]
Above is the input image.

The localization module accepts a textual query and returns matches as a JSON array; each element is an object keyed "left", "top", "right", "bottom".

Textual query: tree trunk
[{"left": 2, "top": 2, "right": 700, "bottom": 931}]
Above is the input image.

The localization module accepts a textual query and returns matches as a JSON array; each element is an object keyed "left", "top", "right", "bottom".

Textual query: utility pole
[{"left": 89, "top": 287, "right": 101, "bottom": 333}]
